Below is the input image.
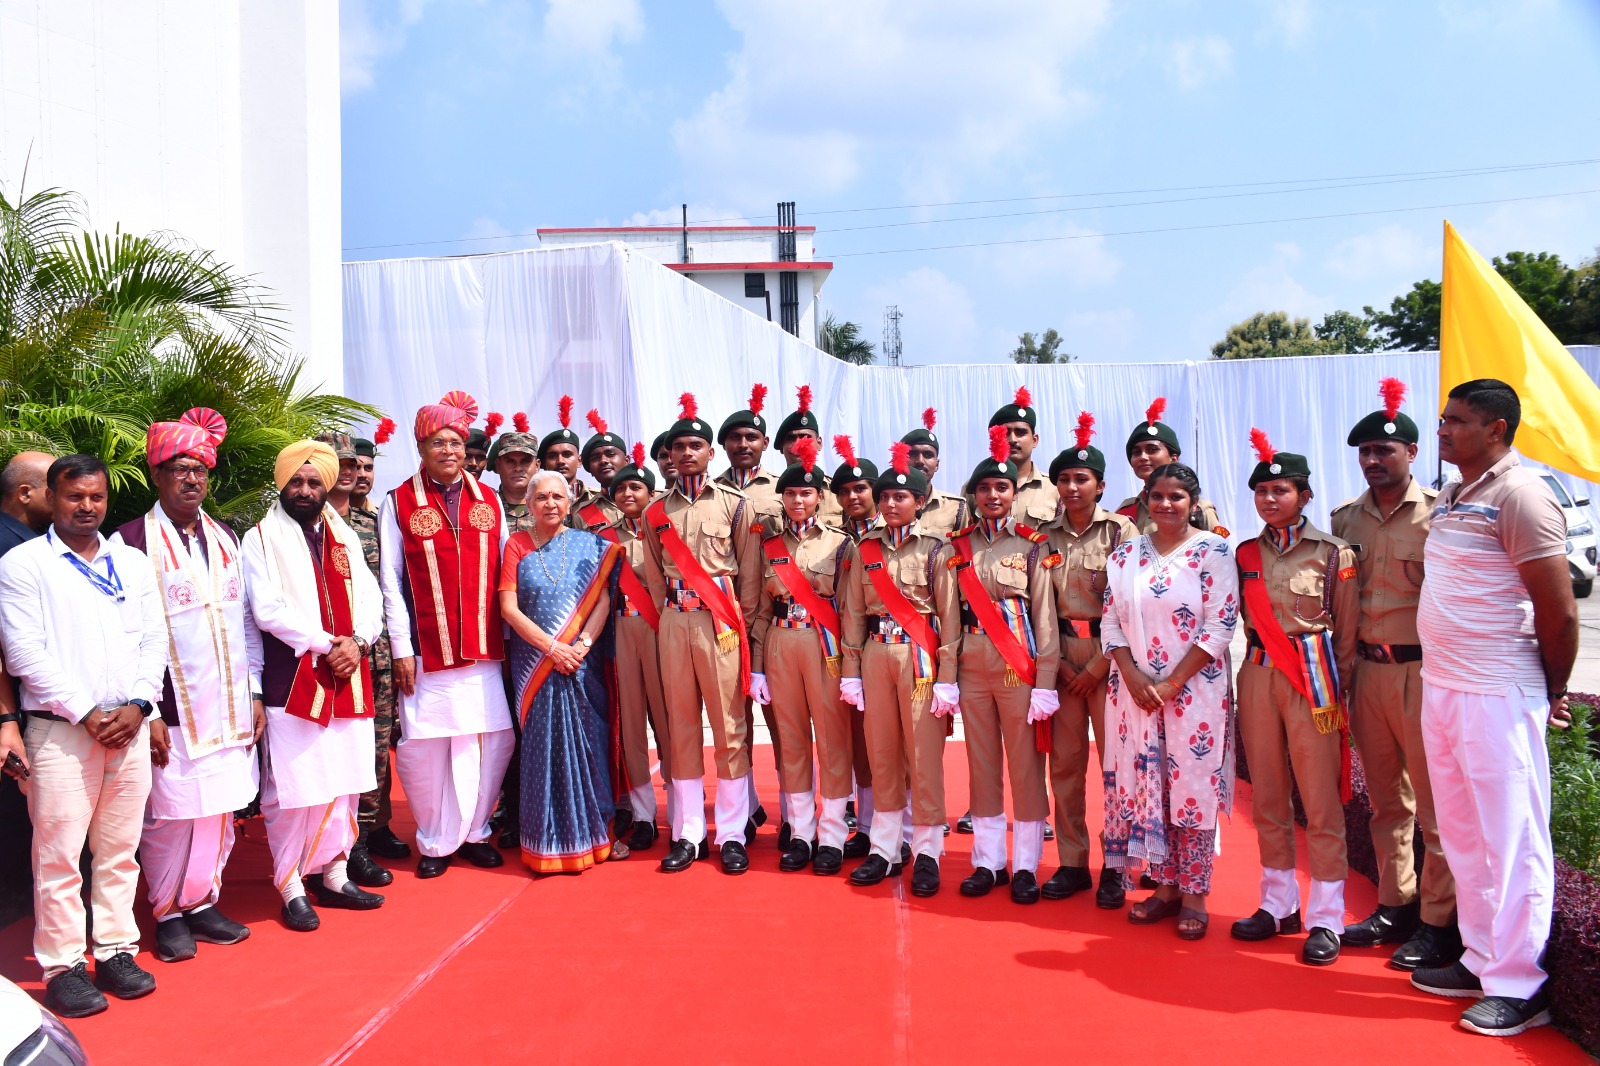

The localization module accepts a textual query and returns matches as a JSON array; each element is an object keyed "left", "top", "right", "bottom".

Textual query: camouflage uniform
[
  {"left": 348, "top": 504, "right": 397, "bottom": 837},
  {"left": 503, "top": 498, "right": 537, "bottom": 537}
]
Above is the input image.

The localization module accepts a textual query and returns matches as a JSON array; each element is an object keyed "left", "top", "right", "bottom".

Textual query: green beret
[
  {"left": 965, "top": 455, "right": 1021, "bottom": 495},
  {"left": 718, "top": 384, "right": 771, "bottom": 444},
  {"left": 581, "top": 429, "right": 626, "bottom": 461},
  {"left": 465, "top": 428, "right": 488, "bottom": 452},
  {"left": 1049, "top": 444, "right": 1107, "bottom": 480},
  {"left": 988, "top": 387, "right": 1038, "bottom": 430},
  {"left": 538, "top": 425, "right": 581, "bottom": 458},
  {"left": 354, "top": 438, "right": 376, "bottom": 458},
  {"left": 776, "top": 461, "right": 827, "bottom": 493},
  {"left": 900, "top": 408, "right": 941, "bottom": 453},
  {"left": 1125, "top": 420, "right": 1181, "bottom": 458},
  {"left": 609, "top": 460, "right": 656, "bottom": 494},
  {"left": 774, "top": 385, "right": 819, "bottom": 447},
  {"left": 831, "top": 458, "right": 879, "bottom": 489},
  {"left": 874, "top": 461, "right": 929, "bottom": 500},
  {"left": 1347, "top": 410, "right": 1419, "bottom": 447},
  {"left": 1248, "top": 450, "right": 1311, "bottom": 489},
  {"left": 650, "top": 431, "right": 670, "bottom": 458}
]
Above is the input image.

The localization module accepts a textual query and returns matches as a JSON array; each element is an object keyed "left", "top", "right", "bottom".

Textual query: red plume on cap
[
  {"left": 749, "top": 383, "right": 768, "bottom": 416},
  {"left": 1250, "top": 428, "right": 1276, "bottom": 464},
  {"left": 1380, "top": 377, "right": 1407, "bottom": 420},
  {"left": 833, "top": 434, "right": 857, "bottom": 467},
  {"left": 677, "top": 392, "right": 698, "bottom": 421},
  {"left": 1145, "top": 397, "right": 1167, "bottom": 425},
  {"left": 586, "top": 408, "right": 607, "bottom": 435},
  {"left": 796, "top": 434, "right": 820, "bottom": 474},
  {"left": 557, "top": 395, "right": 574, "bottom": 429},
  {"left": 989, "top": 423, "right": 1010, "bottom": 464},
  {"left": 796, "top": 384, "right": 813, "bottom": 413},
  {"left": 631, "top": 441, "right": 646, "bottom": 468},
  {"left": 890, "top": 441, "right": 911, "bottom": 476},
  {"left": 512, "top": 412, "right": 529, "bottom": 434},
  {"left": 1013, "top": 386, "right": 1032, "bottom": 410},
  {"left": 375, "top": 417, "right": 396, "bottom": 445},
  {"left": 485, "top": 412, "right": 504, "bottom": 438},
  {"left": 922, "top": 407, "right": 937, "bottom": 432},
  {"left": 1074, "top": 411, "right": 1096, "bottom": 451}
]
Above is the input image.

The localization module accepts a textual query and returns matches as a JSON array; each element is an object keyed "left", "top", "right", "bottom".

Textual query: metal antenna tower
[{"left": 883, "top": 305, "right": 904, "bottom": 367}]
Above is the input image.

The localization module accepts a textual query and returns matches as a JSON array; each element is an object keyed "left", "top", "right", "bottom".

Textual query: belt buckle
[
  {"left": 680, "top": 590, "right": 701, "bottom": 610},
  {"left": 880, "top": 617, "right": 904, "bottom": 639},
  {"left": 791, "top": 603, "right": 809, "bottom": 623},
  {"left": 1366, "top": 642, "right": 1391, "bottom": 664}
]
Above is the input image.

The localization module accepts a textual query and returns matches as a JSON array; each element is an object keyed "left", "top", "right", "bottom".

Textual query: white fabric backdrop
[{"left": 343, "top": 243, "right": 1600, "bottom": 535}]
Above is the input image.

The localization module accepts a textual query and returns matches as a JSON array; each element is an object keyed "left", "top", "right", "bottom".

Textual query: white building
[
  {"left": 0, "top": 0, "right": 344, "bottom": 391},
  {"left": 537, "top": 219, "right": 834, "bottom": 344}
]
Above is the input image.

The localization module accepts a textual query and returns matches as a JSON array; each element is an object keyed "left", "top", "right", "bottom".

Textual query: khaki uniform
[
  {"left": 1011, "top": 463, "right": 1061, "bottom": 528},
  {"left": 348, "top": 505, "right": 397, "bottom": 837},
  {"left": 717, "top": 468, "right": 782, "bottom": 521},
  {"left": 840, "top": 523, "right": 961, "bottom": 861},
  {"left": 1041, "top": 506, "right": 1135, "bottom": 868},
  {"left": 1331, "top": 479, "right": 1453, "bottom": 925},
  {"left": 607, "top": 517, "right": 673, "bottom": 824},
  {"left": 571, "top": 481, "right": 621, "bottom": 530},
  {"left": 1115, "top": 494, "right": 1226, "bottom": 535},
  {"left": 833, "top": 514, "right": 878, "bottom": 796},
  {"left": 916, "top": 490, "right": 969, "bottom": 538},
  {"left": 1237, "top": 520, "right": 1358, "bottom": 889}
]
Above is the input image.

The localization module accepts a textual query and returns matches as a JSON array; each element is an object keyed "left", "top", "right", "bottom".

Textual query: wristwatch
[
  {"left": 577, "top": 635, "right": 593, "bottom": 649},
  {"left": 355, "top": 637, "right": 371, "bottom": 658},
  {"left": 130, "top": 699, "right": 154, "bottom": 718}
]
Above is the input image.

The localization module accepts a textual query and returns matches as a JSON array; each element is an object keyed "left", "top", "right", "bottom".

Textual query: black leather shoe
[
  {"left": 184, "top": 907, "right": 250, "bottom": 945},
  {"left": 659, "top": 838, "right": 698, "bottom": 873},
  {"left": 752, "top": 804, "right": 769, "bottom": 828},
  {"left": 154, "top": 918, "right": 197, "bottom": 962},
  {"left": 779, "top": 839, "right": 813, "bottom": 872},
  {"left": 93, "top": 952, "right": 156, "bottom": 1000},
  {"left": 910, "top": 855, "right": 940, "bottom": 897},
  {"left": 850, "top": 855, "right": 891, "bottom": 886},
  {"left": 899, "top": 843, "right": 913, "bottom": 869},
  {"left": 720, "top": 840, "right": 750, "bottom": 875},
  {"left": 1041, "top": 866, "right": 1093, "bottom": 901},
  {"left": 627, "top": 820, "right": 659, "bottom": 851},
  {"left": 306, "top": 874, "right": 385, "bottom": 910},
  {"left": 742, "top": 818, "right": 758, "bottom": 845},
  {"left": 1302, "top": 927, "right": 1341, "bottom": 966},
  {"left": 347, "top": 844, "right": 394, "bottom": 887},
  {"left": 281, "top": 896, "right": 320, "bottom": 932},
  {"left": 367, "top": 826, "right": 412, "bottom": 860},
  {"left": 416, "top": 855, "right": 451, "bottom": 879},
  {"left": 955, "top": 811, "right": 973, "bottom": 834},
  {"left": 1341, "top": 900, "right": 1420, "bottom": 947},
  {"left": 458, "top": 841, "right": 504, "bottom": 868},
  {"left": 45, "top": 962, "right": 107, "bottom": 1018},
  {"left": 845, "top": 799, "right": 857, "bottom": 831},
  {"left": 1095, "top": 866, "right": 1126, "bottom": 909},
  {"left": 1390, "top": 921, "right": 1463, "bottom": 972},
  {"left": 842, "top": 832, "right": 871, "bottom": 858},
  {"left": 778, "top": 821, "right": 793, "bottom": 850},
  {"left": 697, "top": 838, "right": 711, "bottom": 861},
  {"left": 960, "top": 867, "right": 1009, "bottom": 897},
  {"left": 1230, "top": 908, "right": 1302, "bottom": 941},
  {"left": 1043, "top": 823, "right": 1055, "bottom": 840},
  {"left": 1010, "top": 869, "right": 1041, "bottom": 905},
  {"left": 813, "top": 845, "right": 844, "bottom": 876}
]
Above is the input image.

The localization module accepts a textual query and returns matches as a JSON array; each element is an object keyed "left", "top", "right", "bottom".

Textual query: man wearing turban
[
  {"left": 378, "top": 392, "right": 515, "bottom": 878},
  {"left": 110, "top": 409, "right": 259, "bottom": 961},
  {"left": 240, "top": 442, "right": 387, "bottom": 930}
]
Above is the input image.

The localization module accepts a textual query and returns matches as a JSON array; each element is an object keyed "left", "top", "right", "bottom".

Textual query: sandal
[
  {"left": 1176, "top": 906, "right": 1210, "bottom": 940},
  {"left": 1127, "top": 893, "right": 1183, "bottom": 924}
]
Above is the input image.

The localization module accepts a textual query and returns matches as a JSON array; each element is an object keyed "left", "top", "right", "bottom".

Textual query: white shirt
[{"left": 0, "top": 529, "right": 168, "bottom": 722}]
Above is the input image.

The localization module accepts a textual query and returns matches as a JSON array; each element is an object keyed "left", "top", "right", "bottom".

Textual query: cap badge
[
  {"left": 1017, "top": 408, "right": 1028, "bottom": 417},
  {"left": 691, "top": 421, "right": 702, "bottom": 430},
  {"left": 1147, "top": 425, "right": 1159, "bottom": 435},
  {"left": 851, "top": 465, "right": 862, "bottom": 476},
  {"left": 1269, "top": 463, "right": 1282, "bottom": 475},
  {"left": 1384, "top": 421, "right": 1397, "bottom": 434},
  {"left": 1077, "top": 449, "right": 1088, "bottom": 460},
  {"left": 803, "top": 473, "right": 813, "bottom": 483},
  {"left": 896, "top": 474, "right": 907, "bottom": 485}
]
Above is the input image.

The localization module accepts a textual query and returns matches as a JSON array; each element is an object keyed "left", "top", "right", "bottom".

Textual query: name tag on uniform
[
  {"left": 771, "top": 556, "right": 791, "bottom": 565},
  {"left": 1242, "top": 570, "right": 1261, "bottom": 580},
  {"left": 864, "top": 562, "right": 884, "bottom": 571}
]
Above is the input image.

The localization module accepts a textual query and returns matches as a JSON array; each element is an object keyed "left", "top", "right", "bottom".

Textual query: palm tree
[
  {"left": 0, "top": 183, "right": 377, "bottom": 528},
  {"left": 819, "top": 312, "right": 875, "bottom": 365}
]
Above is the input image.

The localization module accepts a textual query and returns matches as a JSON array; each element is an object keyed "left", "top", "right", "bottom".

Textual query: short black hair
[
  {"left": 1448, "top": 378, "right": 1521, "bottom": 445},
  {"left": 47, "top": 454, "right": 108, "bottom": 491},
  {"left": 1145, "top": 462, "right": 1207, "bottom": 529}
]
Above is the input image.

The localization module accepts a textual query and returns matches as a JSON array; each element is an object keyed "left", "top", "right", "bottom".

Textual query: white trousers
[
  {"left": 1259, "top": 868, "right": 1346, "bottom": 933},
  {"left": 263, "top": 792, "right": 357, "bottom": 895},
  {"left": 1422, "top": 682, "right": 1552, "bottom": 999},
  {"left": 142, "top": 812, "right": 236, "bottom": 920},
  {"left": 627, "top": 782, "right": 657, "bottom": 823},
  {"left": 395, "top": 729, "right": 516, "bottom": 858},
  {"left": 971, "top": 817, "right": 1045, "bottom": 874}
]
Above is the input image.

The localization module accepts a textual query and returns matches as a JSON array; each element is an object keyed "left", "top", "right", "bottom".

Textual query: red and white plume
[
  {"left": 1250, "top": 428, "right": 1276, "bottom": 464},
  {"left": 1145, "top": 397, "right": 1167, "bottom": 425},
  {"left": 586, "top": 408, "right": 607, "bottom": 436},
  {"left": 922, "top": 407, "right": 937, "bottom": 432},
  {"left": 989, "top": 424, "right": 1010, "bottom": 464},
  {"left": 630, "top": 441, "right": 646, "bottom": 469},
  {"left": 557, "top": 395, "right": 574, "bottom": 429},
  {"left": 1074, "top": 411, "right": 1096, "bottom": 451},
  {"left": 1013, "top": 386, "right": 1032, "bottom": 409},
  {"left": 796, "top": 434, "right": 820, "bottom": 473},
  {"left": 485, "top": 412, "right": 504, "bottom": 438},
  {"left": 890, "top": 441, "right": 911, "bottom": 476},
  {"left": 795, "top": 384, "right": 813, "bottom": 413},
  {"left": 512, "top": 412, "right": 530, "bottom": 434},
  {"left": 375, "top": 417, "right": 396, "bottom": 445},
  {"left": 749, "top": 383, "right": 768, "bottom": 416},
  {"left": 1379, "top": 377, "right": 1407, "bottom": 420},
  {"left": 677, "top": 392, "right": 698, "bottom": 421}
]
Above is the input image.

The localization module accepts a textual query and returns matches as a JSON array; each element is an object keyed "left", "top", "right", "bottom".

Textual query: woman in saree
[{"left": 498, "top": 470, "right": 624, "bottom": 873}]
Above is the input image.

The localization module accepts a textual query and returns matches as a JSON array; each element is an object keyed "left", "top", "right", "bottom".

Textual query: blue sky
[{"left": 340, "top": 0, "right": 1600, "bottom": 365}]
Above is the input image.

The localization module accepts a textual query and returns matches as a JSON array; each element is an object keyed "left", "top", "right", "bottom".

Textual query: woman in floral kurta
[{"left": 1101, "top": 464, "right": 1239, "bottom": 938}]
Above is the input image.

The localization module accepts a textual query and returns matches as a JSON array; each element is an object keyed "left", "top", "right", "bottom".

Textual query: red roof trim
[
  {"left": 666, "top": 261, "right": 833, "bottom": 272},
  {"left": 538, "top": 225, "right": 817, "bottom": 234}
]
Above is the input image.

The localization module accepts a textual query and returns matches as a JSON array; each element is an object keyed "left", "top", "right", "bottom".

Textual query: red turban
[
  {"left": 146, "top": 407, "right": 227, "bottom": 469},
  {"left": 413, "top": 390, "right": 478, "bottom": 442}
]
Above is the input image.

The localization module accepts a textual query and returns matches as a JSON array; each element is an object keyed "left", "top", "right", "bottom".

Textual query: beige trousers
[
  {"left": 861, "top": 641, "right": 946, "bottom": 826},
  {"left": 960, "top": 636, "right": 1049, "bottom": 822},
  {"left": 614, "top": 613, "right": 671, "bottom": 787},
  {"left": 765, "top": 626, "right": 854, "bottom": 799},
  {"left": 1050, "top": 633, "right": 1109, "bottom": 867},
  {"left": 659, "top": 610, "right": 749, "bottom": 780}
]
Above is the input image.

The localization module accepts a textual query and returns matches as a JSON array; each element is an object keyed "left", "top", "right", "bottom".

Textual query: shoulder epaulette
[
  {"left": 1015, "top": 523, "right": 1049, "bottom": 544},
  {"left": 950, "top": 522, "right": 979, "bottom": 538},
  {"left": 1330, "top": 497, "right": 1361, "bottom": 515}
]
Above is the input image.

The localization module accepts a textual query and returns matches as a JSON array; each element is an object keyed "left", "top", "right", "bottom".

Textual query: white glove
[
  {"left": 839, "top": 677, "right": 864, "bottom": 709},
  {"left": 932, "top": 682, "right": 960, "bottom": 718},
  {"left": 1027, "top": 687, "right": 1060, "bottom": 724},
  {"left": 747, "top": 672, "right": 771, "bottom": 706}
]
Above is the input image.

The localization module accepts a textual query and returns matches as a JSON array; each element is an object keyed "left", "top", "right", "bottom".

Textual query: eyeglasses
[{"left": 162, "top": 464, "right": 210, "bottom": 483}]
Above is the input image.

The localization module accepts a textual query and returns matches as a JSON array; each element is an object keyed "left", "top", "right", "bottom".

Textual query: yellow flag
[{"left": 1440, "top": 219, "right": 1600, "bottom": 480}]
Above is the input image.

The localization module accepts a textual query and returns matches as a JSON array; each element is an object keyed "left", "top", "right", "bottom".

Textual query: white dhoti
[
  {"left": 261, "top": 707, "right": 375, "bottom": 891},
  {"left": 143, "top": 728, "right": 258, "bottom": 919}
]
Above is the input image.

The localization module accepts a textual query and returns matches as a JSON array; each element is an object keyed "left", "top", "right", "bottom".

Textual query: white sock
[
  {"left": 323, "top": 859, "right": 351, "bottom": 893},
  {"left": 279, "top": 874, "right": 305, "bottom": 904},
  {"left": 184, "top": 903, "right": 214, "bottom": 917}
]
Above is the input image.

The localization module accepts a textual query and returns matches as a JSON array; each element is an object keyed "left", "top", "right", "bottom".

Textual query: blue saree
[{"left": 510, "top": 528, "right": 622, "bottom": 873}]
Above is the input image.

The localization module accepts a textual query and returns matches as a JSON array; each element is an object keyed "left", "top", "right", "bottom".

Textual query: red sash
[
  {"left": 1115, "top": 502, "right": 1140, "bottom": 522},
  {"left": 951, "top": 530, "right": 1051, "bottom": 753},
  {"left": 644, "top": 497, "right": 751, "bottom": 695},
  {"left": 857, "top": 537, "right": 942, "bottom": 687},
  {"left": 762, "top": 534, "right": 844, "bottom": 672},
  {"left": 598, "top": 526, "right": 660, "bottom": 631},
  {"left": 516, "top": 543, "right": 622, "bottom": 727},
  {"left": 393, "top": 471, "right": 504, "bottom": 672},
  {"left": 284, "top": 528, "right": 374, "bottom": 727},
  {"left": 578, "top": 501, "right": 609, "bottom": 529}
]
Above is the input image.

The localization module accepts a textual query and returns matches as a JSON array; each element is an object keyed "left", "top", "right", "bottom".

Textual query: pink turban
[
  {"left": 147, "top": 407, "right": 228, "bottom": 468},
  {"left": 413, "top": 390, "right": 478, "bottom": 442}
]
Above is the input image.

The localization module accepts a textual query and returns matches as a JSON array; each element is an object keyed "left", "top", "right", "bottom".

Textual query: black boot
[
  {"left": 1041, "top": 866, "right": 1093, "bottom": 901},
  {"left": 1095, "top": 866, "right": 1126, "bottom": 909},
  {"left": 1230, "top": 909, "right": 1302, "bottom": 941},
  {"left": 627, "top": 820, "right": 659, "bottom": 851},
  {"left": 720, "top": 840, "right": 750, "bottom": 875},
  {"left": 910, "top": 855, "right": 940, "bottom": 897},
  {"left": 960, "top": 867, "right": 1009, "bottom": 897},
  {"left": 813, "top": 845, "right": 844, "bottom": 876},
  {"left": 366, "top": 826, "right": 412, "bottom": 860},
  {"left": 1341, "top": 900, "right": 1420, "bottom": 947},
  {"left": 659, "top": 839, "right": 700, "bottom": 873},
  {"left": 850, "top": 855, "right": 892, "bottom": 886},
  {"left": 1390, "top": 921, "right": 1463, "bottom": 972},
  {"left": 779, "top": 839, "right": 813, "bottom": 872},
  {"left": 842, "top": 832, "right": 871, "bottom": 858},
  {"left": 1010, "top": 869, "right": 1041, "bottom": 905},
  {"left": 347, "top": 843, "right": 394, "bottom": 887}
]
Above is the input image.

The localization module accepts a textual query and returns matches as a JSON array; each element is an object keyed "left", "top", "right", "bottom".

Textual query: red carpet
[{"left": 0, "top": 743, "right": 1586, "bottom": 1066}]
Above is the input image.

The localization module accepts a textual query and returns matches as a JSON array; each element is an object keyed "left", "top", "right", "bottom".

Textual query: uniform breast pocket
[
  {"left": 697, "top": 521, "right": 733, "bottom": 558},
  {"left": 1288, "top": 572, "right": 1327, "bottom": 621},
  {"left": 1393, "top": 539, "right": 1426, "bottom": 587},
  {"left": 993, "top": 564, "right": 1028, "bottom": 593},
  {"left": 1027, "top": 502, "right": 1058, "bottom": 525},
  {"left": 1082, "top": 557, "right": 1109, "bottom": 596},
  {"left": 898, "top": 558, "right": 930, "bottom": 597}
]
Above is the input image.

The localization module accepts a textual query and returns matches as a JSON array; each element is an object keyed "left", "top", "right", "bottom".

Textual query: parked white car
[
  {"left": 0, "top": 974, "right": 88, "bottom": 1065},
  {"left": 1541, "top": 474, "right": 1597, "bottom": 599}
]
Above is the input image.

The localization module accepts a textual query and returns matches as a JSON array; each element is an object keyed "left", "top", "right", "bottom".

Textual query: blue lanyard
[{"left": 48, "top": 530, "right": 125, "bottom": 603}]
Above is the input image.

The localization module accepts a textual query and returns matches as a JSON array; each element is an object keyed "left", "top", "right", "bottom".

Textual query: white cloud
[
  {"left": 1324, "top": 224, "right": 1431, "bottom": 282},
  {"left": 454, "top": 216, "right": 540, "bottom": 255},
  {"left": 1219, "top": 243, "right": 1329, "bottom": 320},
  {"left": 340, "top": 0, "right": 432, "bottom": 97},
  {"left": 543, "top": 0, "right": 642, "bottom": 55},
  {"left": 618, "top": 205, "right": 753, "bottom": 228},
  {"left": 1263, "top": 0, "right": 1312, "bottom": 45},
  {"left": 673, "top": 1, "right": 1111, "bottom": 204},
  {"left": 1168, "top": 35, "right": 1233, "bottom": 90},
  {"left": 863, "top": 267, "right": 979, "bottom": 365}
]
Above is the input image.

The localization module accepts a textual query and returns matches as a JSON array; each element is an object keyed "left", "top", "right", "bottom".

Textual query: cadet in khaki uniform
[
  {"left": 838, "top": 445, "right": 961, "bottom": 897},
  {"left": 1230, "top": 431, "right": 1359, "bottom": 967},
  {"left": 487, "top": 424, "right": 539, "bottom": 536},
  {"left": 951, "top": 426, "right": 1061, "bottom": 905},
  {"left": 830, "top": 438, "right": 880, "bottom": 858},
  {"left": 1330, "top": 379, "right": 1456, "bottom": 970},
  {"left": 641, "top": 394, "right": 764, "bottom": 876},
  {"left": 1118, "top": 398, "right": 1226, "bottom": 534},
  {"left": 536, "top": 396, "right": 603, "bottom": 531},
  {"left": 651, "top": 432, "right": 677, "bottom": 495},
  {"left": 1038, "top": 414, "right": 1136, "bottom": 907},
  {"left": 576, "top": 409, "right": 626, "bottom": 529},
  {"left": 600, "top": 445, "right": 673, "bottom": 852},
  {"left": 746, "top": 438, "right": 856, "bottom": 875},
  {"left": 902, "top": 408, "right": 969, "bottom": 536},
  {"left": 980, "top": 388, "right": 1060, "bottom": 527},
  {"left": 773, "top": 384, "right": 844, "bottom": 526}
]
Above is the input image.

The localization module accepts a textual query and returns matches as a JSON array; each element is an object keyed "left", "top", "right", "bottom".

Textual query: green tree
[
  {"left": 1011, "top": 328, "right": 1070, "bottom": 363},
  {"left": 1365, "top": 278, "right": 1442, "bottom": 351},
  {"left": 819, "top": 312, "right": 875, "bottom": 365},
  {"left": 1210, "top": 311, "right": 1334, "bottom": 359},
  {"left": 0, "top": 184, "right": 376, "bottom": 529},
  {"left": 1571, "top": 246, "right": 1600, "bottom": 344},
  {"left": 1313, "top": 309, "right": 1379, "bottom": 353},
  {"left": 1492, "top": 251, "right": 1578, "bottom": 338}
]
